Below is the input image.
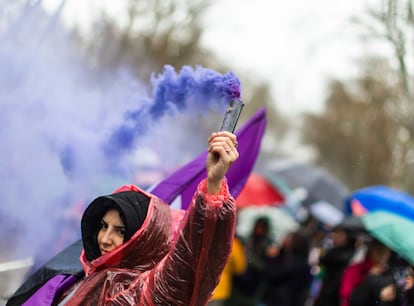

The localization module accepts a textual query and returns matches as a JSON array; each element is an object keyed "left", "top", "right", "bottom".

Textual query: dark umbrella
[
  {"left": 263, "top": 160, "right": 349, "bottom": 211},
  {"left": 336, "top": 215, "right": 366, "bottom": 233}
]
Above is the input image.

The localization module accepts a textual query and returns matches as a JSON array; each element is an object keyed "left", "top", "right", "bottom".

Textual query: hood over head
[
  {"left": 79, "top": 185, "right": 178, "bottom": 276},
  {"left": 81, "top": 190, "right": 150, "bottom": 261}
]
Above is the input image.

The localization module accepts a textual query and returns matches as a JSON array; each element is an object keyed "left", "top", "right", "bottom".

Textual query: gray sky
[
  {"left": 201, "top": 0, "right": 385, "bottom": 115},
  {"left": 43, "top": 0, "right": 385, "bottom": 116}
]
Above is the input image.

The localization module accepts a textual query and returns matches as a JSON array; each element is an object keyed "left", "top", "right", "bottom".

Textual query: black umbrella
[
  {"left": 336, "top": 215, "right": 366, "bottom": 233},
  {"left": 263, "top": 160, "right": 349, "bottom": 211}
]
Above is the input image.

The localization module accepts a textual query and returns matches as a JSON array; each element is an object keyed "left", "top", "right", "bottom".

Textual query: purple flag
[
  {"left": 22, "top": 275, "right": 77, "bottom": 306},
  {"left": 150, "top": 107, "right": 267, "bottom": 209}
]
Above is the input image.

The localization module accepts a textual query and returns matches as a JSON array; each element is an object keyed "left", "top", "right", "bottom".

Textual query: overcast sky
[
  {"left": 200, "top": 0, "right": 386, "bottom": 116},
  {"left": 43, "top": 0, "right": 384, "bottom": 116}
]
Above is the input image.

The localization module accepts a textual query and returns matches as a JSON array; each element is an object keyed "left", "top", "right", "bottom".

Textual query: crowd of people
[{"left": 208, "top": 212, "right": 414, "bottom": 306}]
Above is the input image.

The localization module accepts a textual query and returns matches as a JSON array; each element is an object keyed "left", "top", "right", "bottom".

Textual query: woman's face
[{"left": 97, "top": 209, "right": 126, "bottom": 256}]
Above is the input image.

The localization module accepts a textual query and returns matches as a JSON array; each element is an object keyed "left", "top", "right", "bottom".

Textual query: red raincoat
[{"left": 63, "top": 178, "right": 236, "bottom": 305}]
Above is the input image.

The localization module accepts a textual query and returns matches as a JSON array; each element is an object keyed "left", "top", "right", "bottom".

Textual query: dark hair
[{"left": 254, "top": 216, "right": 270, "bottom": 229}]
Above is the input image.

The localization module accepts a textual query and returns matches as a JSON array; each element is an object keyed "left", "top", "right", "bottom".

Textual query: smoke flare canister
[{"left": 219, "top": 99, "right": 244, "bottom": 133}]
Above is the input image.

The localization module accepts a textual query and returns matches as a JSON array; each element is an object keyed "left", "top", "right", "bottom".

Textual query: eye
[
  {"left": 117, "top": 229, "right": 125, "bottom": 237},
  {"left": 100, "top": 220, "right": 108, "bottom": 229}
]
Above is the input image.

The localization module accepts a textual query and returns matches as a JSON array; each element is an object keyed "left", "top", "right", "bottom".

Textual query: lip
[{"left": 100, "top": 249, "right": 110, "bottom": 255}]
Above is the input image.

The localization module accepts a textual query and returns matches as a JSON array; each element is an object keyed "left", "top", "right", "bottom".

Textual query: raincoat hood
[
  {"left": 79, "top": 184, "right": 178, "bottom": 277},
  {"left": 81, "top": 190, "right": 150, "bottom": 261}
]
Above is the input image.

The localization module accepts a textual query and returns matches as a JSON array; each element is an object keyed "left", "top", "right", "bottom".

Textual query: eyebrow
[{"left": 101, "top": 219, "right": 126, "bottom": 230}]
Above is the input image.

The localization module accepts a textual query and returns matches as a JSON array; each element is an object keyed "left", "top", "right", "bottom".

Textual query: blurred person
[
  {"left": 339, "top": 238, "right": 392, "bottom": 306},
  {"left": 261, "top": 230, "right": 312, "bottom": 306},
  {"left": 403, "top": 266, "right": 414, "bottom": 306},
  {"left": 349, "top": 253, "right": 404, "bottom": 306},
  {"left": 208, "top": 235, "right": 247, "bottom": 306},
  {"left": 313, "top": 228, "right": 357, "bottom": 306},
  {"left": 7, "top": 131, "right": 239, "bottom": 306},
  {"left": 228, "top": 216, "right": 274, "bottom": 306}
]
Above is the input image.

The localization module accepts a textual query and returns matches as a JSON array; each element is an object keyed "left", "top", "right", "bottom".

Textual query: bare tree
[
  {"left": 301, "top": 57, "right": 401, "bottom": 190},
  {"left": 77, "top": 0, "right": 218, "bottom": 81},
  {"left": 358, "top": 0, "right": 414, "bottom": 190},
  {"left": 360, "top": 0, "right": 413, "bottom": 127},
  {"left": 300, "top": 0, "right": 414, "bottom": 191}
]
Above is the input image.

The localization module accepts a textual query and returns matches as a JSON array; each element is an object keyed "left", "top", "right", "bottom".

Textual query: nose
[{"left": 100, "top": 230, "right": 114, "bottom": 246}]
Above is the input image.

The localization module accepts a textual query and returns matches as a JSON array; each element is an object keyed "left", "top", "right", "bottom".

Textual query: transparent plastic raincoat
[{"left": 61, "top": 178, "right": 236, "bottom": 305}]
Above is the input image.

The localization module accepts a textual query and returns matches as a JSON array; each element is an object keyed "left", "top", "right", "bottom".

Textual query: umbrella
[
  {"left": 309, "top": 201, "right": 344, "bottom": 227},
  {"left": 345, "top": 185, "right": 414, "bottom": 221},
  {"left": 336, "top": 215, "right": 366, "bottom": 233},
  {"left": 338, "top": 211, "right": 414, "bottom": 265},
  {"left": 260, "top": 169, "right": 308, "bottom": 217},
  {"left": 264, "top": 159, "right": 349, "bottom": 211},
  {"left": 364, "top": 211, "right": 414, "bottom": 265},
  {"left": 236, "top": 206, "right": 299, "bottom": 245},
  {"left": 235, "top": 173, "right": 286, "bottom": 208}
]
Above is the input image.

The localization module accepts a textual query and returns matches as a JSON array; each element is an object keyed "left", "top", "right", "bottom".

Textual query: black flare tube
[{"left": 219, "top": 99, "right": 244, "bottom": 133}]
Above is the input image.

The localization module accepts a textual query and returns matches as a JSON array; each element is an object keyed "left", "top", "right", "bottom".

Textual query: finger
[
  {"left": 216, "top": 131, "right": 237, "bottom": 144},
  {"left": 208, "top": 132, "right": 218, "bottom": 143},
  {"left": 209, "top": 137, "right": 229, "bottom": 150},
  {"left": 224, "top": 145, "right": 239, "bottom": 161},
  {"left": 219, "top": 135, "right": 237, "bottom": 151},
  {"left": 208, "top": 134, "right": 238, "bottom": 160},
  {"left": 210, "top": 144, "right": 235, "bottom": 161}
]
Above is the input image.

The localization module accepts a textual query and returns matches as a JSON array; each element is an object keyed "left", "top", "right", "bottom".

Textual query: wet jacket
[
  {"left": 9, "top": 178, "right": 236, "bottom": 305},
  {"left": 339, "top": 257, "right": 374, "bottom": 306},
  {"left": 261, "top": 247, "right": 312, "bottom": 306},
  {"left": 349, "top": 269, "right": 402, "bottom": 306},
  {"left": 210, "top": 236, "right": 247, "bottom": 301},
  {"left": 314, "top": 244, "right": 356, "bottom": 306}
]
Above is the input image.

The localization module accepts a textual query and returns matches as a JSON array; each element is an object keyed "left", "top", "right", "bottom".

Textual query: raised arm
[
  {"left": 206, "top": 131, "right": 239, "bottom": 194},
  {"left": 149, "top": 131, "right": 239, "bottom": 305}
]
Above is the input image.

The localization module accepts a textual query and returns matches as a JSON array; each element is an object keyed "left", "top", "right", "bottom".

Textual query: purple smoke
[
  {"left": 149, "top": 65, "right": 241, "bottom": 117},
  {"left": 105, "top": 65, "right": 241, "bottom": 155},
  {"left": 0, "top": 2, "right": 242, "bottom": 271}
]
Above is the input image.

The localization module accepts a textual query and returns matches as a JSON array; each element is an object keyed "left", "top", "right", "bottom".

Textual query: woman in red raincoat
[{"left": 8, "top": 131, "right": 239, "bottom": 306}]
